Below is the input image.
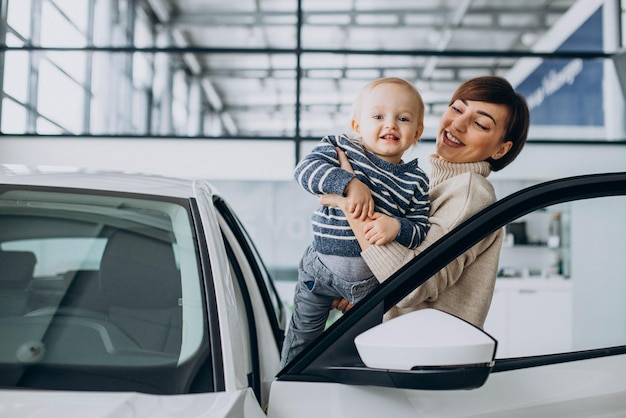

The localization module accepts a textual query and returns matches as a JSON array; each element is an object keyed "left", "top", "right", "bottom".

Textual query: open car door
[{"left": 267, "top": 172, "right": 626, "bottom": 418}]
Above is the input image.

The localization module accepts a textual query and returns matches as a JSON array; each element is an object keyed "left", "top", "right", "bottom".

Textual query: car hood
[{"left": 0, "top": 388, "right": 266, "bottom": 418}]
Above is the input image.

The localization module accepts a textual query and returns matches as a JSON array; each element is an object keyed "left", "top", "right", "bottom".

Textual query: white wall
[
  {"left": 403, "top": 141, "right": 626, "bottom": 182},
  {"left": 0, "top": 137, "right": 297, "bottom": 181},
  {"left": 570, "top": 196, "right": 626, "bottom": 349},
  {"left": 0, "top": 136, "right": 625, "bottom": 181}
]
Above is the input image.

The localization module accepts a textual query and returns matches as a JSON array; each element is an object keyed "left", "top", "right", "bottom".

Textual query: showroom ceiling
[{"left": 147, "top": 0, "right": 597, "bottom": 138}]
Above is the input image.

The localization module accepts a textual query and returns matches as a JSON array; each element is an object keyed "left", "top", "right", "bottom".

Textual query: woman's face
[{"left": 436, "top": 99, "right": 512, "bottom": 164}]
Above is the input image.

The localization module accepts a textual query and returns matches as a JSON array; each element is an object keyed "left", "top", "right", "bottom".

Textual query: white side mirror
[{"left": 354, "top": 308, "right": 496, "bottom": 370}]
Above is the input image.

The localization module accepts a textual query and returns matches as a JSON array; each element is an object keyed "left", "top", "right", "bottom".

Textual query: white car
[{"left": 0, "top": 165, "right": 625, "bottom": 417}]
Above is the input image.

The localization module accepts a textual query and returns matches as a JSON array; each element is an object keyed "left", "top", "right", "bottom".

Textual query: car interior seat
[
  {"left": 0, "top": 250, "right": 37, "bottom": 316},
  {"left": 61, "top": 269, "right": 108, "bottom": 312},
  {"left": 99, "top": 229, "right": 182, "bottom": 354}
]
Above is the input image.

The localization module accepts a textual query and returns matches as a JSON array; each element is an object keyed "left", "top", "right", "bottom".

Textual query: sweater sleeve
[
  {"left": 394, "top": 188, "right": 430, "bottom": 249},
  {"left": 386, "top": 228, "right": 503, "bottom": 328},
  {"left": 393, "top": 228, "right": 500, "bottom": 310},
  {"left": 359, "top": 241, "right": 414, "bottom": 280},
  {"left": 294, "top": 135, "right": 355, "bottom": 196}
]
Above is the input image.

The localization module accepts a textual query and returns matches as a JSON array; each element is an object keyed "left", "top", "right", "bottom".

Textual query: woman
[{"left": 323, "top": 75, "right": 530, "bottom": 328}]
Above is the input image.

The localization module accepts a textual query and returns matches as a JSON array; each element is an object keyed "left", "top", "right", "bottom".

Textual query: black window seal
[
  {"left": 214, "top": 197, "right": 285, "bottom": 350},
  {"left": 220, "top": 228, "right": 262, "bottom": 403},
  {"left": 189, "top": 199, "right": 225, "bottom": 392},
  {"left": 492, "top": 345, "right": 626, "bottom": 372}
]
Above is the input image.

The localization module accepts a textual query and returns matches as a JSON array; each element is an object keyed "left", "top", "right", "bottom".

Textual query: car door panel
[{"left": 269, "top": 352, "right": 626, "bottom": 418}]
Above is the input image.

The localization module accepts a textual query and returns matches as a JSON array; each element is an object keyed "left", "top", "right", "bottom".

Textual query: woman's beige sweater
[{"left": 360, "top": 155, "right": 503, "bottom": 328}]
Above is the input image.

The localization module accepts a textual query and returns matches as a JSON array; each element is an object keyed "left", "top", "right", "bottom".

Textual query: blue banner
[{"left": 516, "top": 8, "right": 604, "bottom": 126}]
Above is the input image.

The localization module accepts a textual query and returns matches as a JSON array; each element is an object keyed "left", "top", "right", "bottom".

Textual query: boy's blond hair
[{"left": 351, "top": 77, "right": 425, "bottom": 124}]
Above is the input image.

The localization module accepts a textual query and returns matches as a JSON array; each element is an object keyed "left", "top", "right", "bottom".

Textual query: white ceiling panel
[{"left": 158, "top": 0, "right": 603, "bottom": 137}]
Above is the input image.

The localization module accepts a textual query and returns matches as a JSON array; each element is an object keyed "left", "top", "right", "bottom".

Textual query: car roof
[{"left": 0, "top": 164, "right": 213, "bottom": 199}]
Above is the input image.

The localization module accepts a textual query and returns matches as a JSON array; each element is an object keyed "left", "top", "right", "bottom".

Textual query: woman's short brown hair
[{"left": 450, "top": 76, "right": 530, "bottom": 171}]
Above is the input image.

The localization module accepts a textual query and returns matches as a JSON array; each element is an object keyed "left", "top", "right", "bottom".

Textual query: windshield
[{"left": 0, "top": 187, "right": 207, "bottom": 393}]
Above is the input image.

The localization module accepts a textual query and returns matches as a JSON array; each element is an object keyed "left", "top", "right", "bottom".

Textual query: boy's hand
[
  {"left": 363, "top": 213, "right": 400, "bottom": 245},
  {"left": 344, "top": 178, "right": 375, "bottom": 220},
  {"left": 331, "top": 298, "right": 353, "bottom": 313}
]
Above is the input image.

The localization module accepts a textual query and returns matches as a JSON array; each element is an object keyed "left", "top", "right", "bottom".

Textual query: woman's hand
[
  {"left": 318, "top": 147, "right": 378, "bottom": 251},
  {"left": 344, "top": 178, "right": 375, "bottom": 220},
  {"left": 335, "top": 147, "right": 374, "bottom": 219},
  {"left": 318, "top": 147, "right": 361, "bottom": 213},
  {"left": 318, "top": 193, "right": 344, "bottom": 208},
  {"left": 336, "top": 147, "right": 354, "bottom": 173}
]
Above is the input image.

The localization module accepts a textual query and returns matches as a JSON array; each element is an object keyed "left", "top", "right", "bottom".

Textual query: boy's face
[{"left": 352, "top": 82, "right": 424, "bottom": 164}]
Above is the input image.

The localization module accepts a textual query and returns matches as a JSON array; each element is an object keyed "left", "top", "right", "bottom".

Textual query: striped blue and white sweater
[{"left": 295, "top": 134, "right": 430, "bottom": 258}]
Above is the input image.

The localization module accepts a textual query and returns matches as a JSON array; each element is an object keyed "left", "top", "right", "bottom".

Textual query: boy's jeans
[{"left": 280, "top": 245, "right": 378, "bottom": 367}]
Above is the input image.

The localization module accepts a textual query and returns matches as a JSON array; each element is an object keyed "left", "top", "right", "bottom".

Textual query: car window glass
[
  {"left": 485, "top": 195, "right": 626, "bottom": 358},
  {"left": 2, "top": 238, "right": 106, "bottom": 275},
  {"left": 0, "top": 188, "right": 206, "bottom": 379}
]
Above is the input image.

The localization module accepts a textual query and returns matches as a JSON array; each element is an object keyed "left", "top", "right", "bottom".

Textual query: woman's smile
[{"left": 442, "top": 131, "right": 463, "bottom": 146}]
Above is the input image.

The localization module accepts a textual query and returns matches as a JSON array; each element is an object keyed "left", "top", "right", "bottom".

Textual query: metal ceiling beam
[
  {"left": 170, "top": 6, "right": 571, "bottom": 27},
  {"left": 422, "top": 0, "right": 472, "bottom": 80},
  {"left": 145, "top": 0, "right": 238, "bottom": 135},
  {"left": 10, "top": 45, "right": 607, "bottom": 57},
  {"left": 198, "top": 64, "right": 509, "bottom": 77}
]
